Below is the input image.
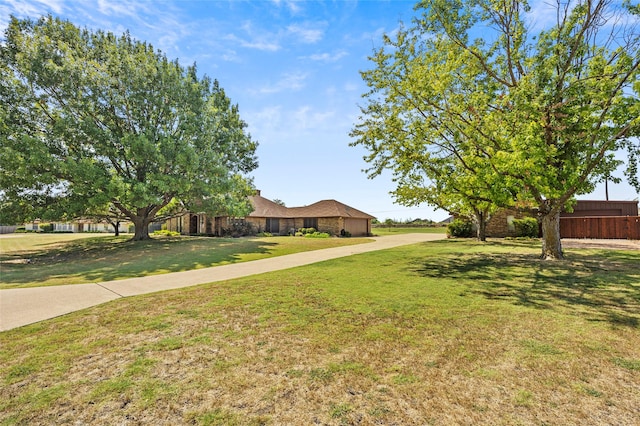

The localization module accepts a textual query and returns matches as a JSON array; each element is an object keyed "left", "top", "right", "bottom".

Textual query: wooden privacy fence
[{"left": 560, "top": 216, "right": 640, "bottom": 239}]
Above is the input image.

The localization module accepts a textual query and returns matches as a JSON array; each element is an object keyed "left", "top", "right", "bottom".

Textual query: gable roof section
[
  {"left": 247, "top": 196, "right": 374, "bottom": 220},
  {"left": 247, "top": 194, "right": 290, "bottom": 218},
  {"left": 290, "top": 200, "right": 375, "bottom": 219}
]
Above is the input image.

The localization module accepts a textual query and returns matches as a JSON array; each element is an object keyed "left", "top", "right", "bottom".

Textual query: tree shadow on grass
[
  {"left": 0, "top": 237, "right": 279, "bottom": 286},
  {"left": 411, "top": 245, "right": 640, "bottom": 328}
]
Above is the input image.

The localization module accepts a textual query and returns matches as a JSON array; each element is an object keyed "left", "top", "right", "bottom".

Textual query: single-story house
[
  {"left": 19, "top": 219, "right": 131, "bottom": 234},
  {"left": 165, "top": 191, "right": 375, "bottom": 237}
]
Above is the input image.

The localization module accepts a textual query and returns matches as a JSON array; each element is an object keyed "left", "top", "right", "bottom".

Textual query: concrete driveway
[{"left": 0, "top": 233, "right": 445, "bottom": 331}]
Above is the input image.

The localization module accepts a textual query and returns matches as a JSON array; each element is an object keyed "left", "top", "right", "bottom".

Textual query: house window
[
  {"left": 304, "top": 218, "right": 318, "bottom": 229},
  {"left": 229, "top": 218, "right": 246, "bottom": 227}
]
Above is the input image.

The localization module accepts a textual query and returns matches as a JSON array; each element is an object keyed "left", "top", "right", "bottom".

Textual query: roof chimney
[{"left": 255, "top": 189, "right": 261, "bottom": 196}]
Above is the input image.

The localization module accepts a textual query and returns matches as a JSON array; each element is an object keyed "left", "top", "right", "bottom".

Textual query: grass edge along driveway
[
  {"left": 0, "top": 233, "right": 446, "bottom": 331},
  {"left": 0, "top": 233, "right": 381, "bottom": 289}
]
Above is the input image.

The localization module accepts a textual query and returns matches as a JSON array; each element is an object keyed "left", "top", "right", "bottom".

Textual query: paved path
[{"left": 0, "top": 233, "right": 445, "bottom": 331}]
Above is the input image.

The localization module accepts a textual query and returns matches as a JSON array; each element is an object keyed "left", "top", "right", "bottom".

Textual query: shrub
[
  {"left": 304, "top": 232, "right": 330, "bottom": 238},
  {"left": 221, "top": 221, "right": 256, "bottom": 238},
  {"left": 258, "top": 232, "right": 273, "bottom": 237},
  {"left": 513, "top": 217, "right": 539, "bottom": 238},
  {"left": 447, "top": 219, "right": 473, "bottom": 238},
  {"left": 39, "top": 223, "right": 54, "bottom": 233},
  {"left": 152, "top": 229, "right": 180, "bottom": 237}
]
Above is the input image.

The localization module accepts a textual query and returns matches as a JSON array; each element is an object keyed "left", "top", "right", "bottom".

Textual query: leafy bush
[
  {"left": 447, "top": 219, "right": 473, "bottom": 238},
  {"left": 304, "top": 232, "right": 330, "bottom": 238},
  {"left": 295, "top": 231, "right": 304, "bottom": 237},
  {"left": 258, "top": 232, "right": 273, "bottom": 237},
  {"left": 298, "top": 227, "right": 317, "bottom": 235},
  {"left": 152, "top": 229, "right": 180, "bottom": 237},
  {"left": 39, "top": 223, "right": 54, "bottom": 233},
  {"left": 340, "top": 229, "right": 352, "bottom": 237},
  {"left": 513, "top": 217, "right": 539, "bottom": 238},
  {"left": 221, "top": 221, "right": 256, "bottom": 238}
]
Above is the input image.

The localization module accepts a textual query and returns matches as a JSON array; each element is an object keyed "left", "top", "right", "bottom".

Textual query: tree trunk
[
  {"left": 131, "top": 212, "right": 153, "bottom": 241},
  {"left": 473, "top": 209, "right": 488, "bottom": 242},
  {"left": 540, "top": 208, "right": 563, "bottom": 260},
  {"left": 112, "top": 221, "right": 120, "bottom": 237},
  {"left": 477, "top": 220, "right": 487, "bottom": 241}
]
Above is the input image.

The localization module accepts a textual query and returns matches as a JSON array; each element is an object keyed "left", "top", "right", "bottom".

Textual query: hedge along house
[{"left": 165, "top": 191, "right": 375, "bottom": 237}]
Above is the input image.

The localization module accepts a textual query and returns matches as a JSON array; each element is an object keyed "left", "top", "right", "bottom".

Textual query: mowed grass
[
  {"left": 372, "top": 226, "right": 447, "bottom": 236},
  {"left": 0, "top": 233, "right": 372, "bottom": 289},
  {"left": 1, "top": 239, "right": 638, "bottom": 425}
]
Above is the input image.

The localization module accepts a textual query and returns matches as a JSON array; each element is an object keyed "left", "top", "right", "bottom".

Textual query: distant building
[{"left": 17, "top": 219, "right": 130, "bottom": 234}]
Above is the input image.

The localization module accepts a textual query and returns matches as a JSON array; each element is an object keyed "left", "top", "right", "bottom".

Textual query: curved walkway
[{"left": 0, "top": 233, "right": 445, "bottom": 331}]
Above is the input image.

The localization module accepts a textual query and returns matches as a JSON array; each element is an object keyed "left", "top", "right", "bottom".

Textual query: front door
[
  {"left": 266, "top": 218, "right": 280, "bottom": 234},
  {"left": 189, "top": 215, "right": 198, "bottom": 234}
]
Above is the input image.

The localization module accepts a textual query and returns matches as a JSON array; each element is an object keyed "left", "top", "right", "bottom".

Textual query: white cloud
[
  {"left": 0, "top": 0, "right": 65, "bottom": 31},
  {"left": 226, "top": 20, "right": 326, "bottom": 52},
  {"left": 221, "top": 50, "right": 240, "bottom": 62},
  {"left": 287, "top": 23, "right": 324, "bottom": 43},
  {"left": 255, "top": 72, "right": 308, "bottom": 94},
  {"left": 226, "top": 21, "right": 281, "bottom": 52},
  {"left": 238, "top": 37, "right": 281, "bottom": 51},
  {"left": 343, "top": 82, "right": 359, "bottom": 92},
  {"left": 246, "top": 105, "right": 283, "bottom": 136},
  {"left": 306, "top": 50, "right": 348, "bottom": 62},
  {"left": 525, "top": 0, "right": 562, "bottom": 31},
  {"left": 6, "top": 0, "right": 64, "bottom": 15},
  {"left": 271, "top": 0, "right": 303, "bottom": 14},
  {"left": 292, "top": 105, "right": 336, "bottom": 131},
  {"left": 96, "top": 0, "right": 140, "bottom": 18}
]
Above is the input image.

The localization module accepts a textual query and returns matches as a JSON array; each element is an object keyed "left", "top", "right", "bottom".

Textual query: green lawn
[
  {"left": 1, "top": 239, "right": 638, "bottom": 425},
  {"left": 371, "top": 225, "right": 447, "bottom": 236},
  {"left": 0, "top": 233, "right": 372, "bottom": 289}
]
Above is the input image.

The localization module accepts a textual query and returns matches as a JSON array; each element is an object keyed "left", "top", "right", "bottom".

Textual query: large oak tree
[
  {"left": 0, "top": 16, "right": 258, "bottom": 240},
  {"left": 351, "top": 0, "right": 639, "bottom": 259}
]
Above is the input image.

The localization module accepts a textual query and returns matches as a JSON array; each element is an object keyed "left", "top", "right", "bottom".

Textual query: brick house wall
[{"left": 485, "top": 208, "right": 538, "bottom": 238}]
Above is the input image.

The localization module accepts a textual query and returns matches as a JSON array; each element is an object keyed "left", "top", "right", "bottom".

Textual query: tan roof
[
  {"left": 290, "top": 200, "right": 375, "bottom": 219},
  {"left": 247, "top": 196, "right": 374, "bottom": 220},
  {"left": 247, "top": 195, "right": 290, "bottom": 218}
]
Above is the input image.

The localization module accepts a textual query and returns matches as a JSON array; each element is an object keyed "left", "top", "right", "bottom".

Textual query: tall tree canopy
[
  {"left": 351, "top": 31, "right": 517, "bottom": 241},
  {"left": 351, "top": 0, "right": 639, "bottom": 259},
  {"left": 0, "top": 16, "right": 258, "bottom": 240}
]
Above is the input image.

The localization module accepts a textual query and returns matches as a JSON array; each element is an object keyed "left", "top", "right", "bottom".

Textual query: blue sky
[{"left": 1, "top": 0, "right": 638, "bottom": 221}]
